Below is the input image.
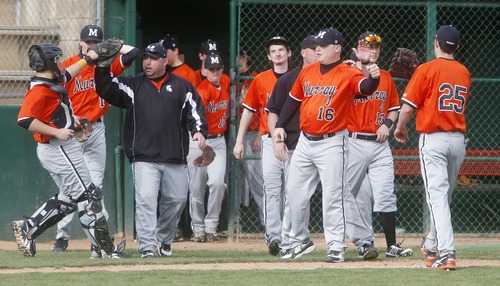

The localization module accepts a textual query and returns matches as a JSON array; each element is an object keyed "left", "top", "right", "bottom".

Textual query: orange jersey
[
  {"left": 402, "top": 58, "right": 471, "bottom": 133},
  {"left": 348, "top": 70, "right": 400, "bottom": 133},
  {"left": 242, "top": 69, "right": 280, "bottom": 135},
  {"left": 195, "top": 69, "right": 230, "bottom": 94},
  {"left": 64, "top": 54, "right": 128, "bottom": 122},
  {"left": 290, "top": 62, "right": 367, "bottom": 135},
  {"left": 169, "top": 63, "right": 197, "bottom": 87},
  {"left": 18, "top": 81, "right": 74, "bottom": 143},
  {"left": 197, "top": 79, "right": 230, "bottom": 134},
  {"left": 239, "top": 70, "right": 260, "bottom": 131}
]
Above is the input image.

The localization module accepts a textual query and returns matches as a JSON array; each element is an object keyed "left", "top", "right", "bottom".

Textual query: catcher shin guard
[
  {"left": 81, "top": 216, "right": 114, "bottom": 256},
  {"left": 83, "top": 183, "right": 103, "bottom": 216},
  {"left": 24, "top": 195, "right": 77, "bottom": 240}
]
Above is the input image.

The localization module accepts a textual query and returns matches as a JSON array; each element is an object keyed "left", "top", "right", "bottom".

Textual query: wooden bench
[{"left": 392, "top": 149, "right": 500, "bottom": 176}]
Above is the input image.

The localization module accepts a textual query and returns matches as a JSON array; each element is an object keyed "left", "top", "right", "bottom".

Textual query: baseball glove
[
  {"left": 388, "top": 48, "right": 419, "bottom": 80},
  {"left": 193, "top": 145, "right": 216, "bottom": 167},
  {"left": 88, "top": 38, "right": 123, "bottom": 68},
  {"left": 74, "top": 117, "right": 93, "bottom": 142}
]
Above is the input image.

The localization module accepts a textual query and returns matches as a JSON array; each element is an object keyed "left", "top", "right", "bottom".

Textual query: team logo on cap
[
  {"left": 209, "top": 43, "right": 217, "bottom": 51},
  {"left": 316, "top": 31, "right": 327, "bottom": 39},
  {"left": 88, "top": 28, "right": 99, "bottom": 37},
  {"left": 210, "top": 55, "right": 219, "bottom": 64}
]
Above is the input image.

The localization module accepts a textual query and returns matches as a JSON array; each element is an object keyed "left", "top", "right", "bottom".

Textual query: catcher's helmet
[{"left": 28, "top": 44, "right": 65, "bottom": 82}]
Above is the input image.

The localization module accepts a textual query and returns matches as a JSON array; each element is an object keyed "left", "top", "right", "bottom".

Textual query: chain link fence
[
  {"left": 231, "top": 0, "right": 500, "bottom": 240},
  {"left": 0, "top": 0, "right": 100, "bottom": 105}
]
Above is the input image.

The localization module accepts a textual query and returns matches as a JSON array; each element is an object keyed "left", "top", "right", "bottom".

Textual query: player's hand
[
  {"left": 394, "top": 126, "right": 408, "bottom": 143},
  {"left": 86, "top": 50, "right": 99, "bottom": 61},
  {"left": 233, "top": 141, "right": 245, "bottom": 160},
  {"left": 55, "top": 128, "right": 74, "bottom": 141},
  {"left": 251, "top": 133, "right": 262, "bottom": 153},
  {"left": 367, "top": 64, "right": 380, "bottom": 79},
  {"left": 273, "top": 141, "right": 289, "bottom": 162},
  {"left": 352, "top": 40, "right": 370, "bottom": 63},
  {"left": 192, "top": 132, "right": 206, "bottom": 150},
  {"left": 272, "top": 128, "right": 286, "bottom": 145},
  {"left": 344, "top": 59, "right": 357, "bottom": 68},
  {"left": 376, "top": 125, "right": 390, "bottom": 142}
]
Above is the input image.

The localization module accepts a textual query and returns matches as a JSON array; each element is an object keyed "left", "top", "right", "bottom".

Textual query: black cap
[
  {"left": 161, "top": 34, "right": 180, "bottom": 50},
  {"left": 240, "top": 42, "right": 251, "bottom": 56},
  {"left": 265, "top": 36, "right": 289, "bottom": 49},
  {"left": 435, "top": 25, "right": 460, "bottom": 46},
  {"left": 200, "top": 39, "right": 220, "bottom": 55},
  {"left": 358, "top": 31, "right": 383, "bottom": 46},
  {"left": 301, "top": 35, "right": 317, "bottom": 49},
  {"left": 204, "top": 53, "right": 224, "bottom": 69},
  {"left": 141, "top": 43, "right": 166, "bottom": 59},
  {"left": 311, "top": 28, "right": 344, "bottom": 46},
  {"left": 80, "top": 24, "right": 103, "bottom": 43}
]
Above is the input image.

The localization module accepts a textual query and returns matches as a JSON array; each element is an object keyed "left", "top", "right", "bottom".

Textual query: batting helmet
[{"left": 28, "top": 44, "right": 65, "bottom": 82}]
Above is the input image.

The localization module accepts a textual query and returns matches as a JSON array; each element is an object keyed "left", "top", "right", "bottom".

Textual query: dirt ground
[{"left": 1, "top": 236, "right": 499, "bottom": 273}]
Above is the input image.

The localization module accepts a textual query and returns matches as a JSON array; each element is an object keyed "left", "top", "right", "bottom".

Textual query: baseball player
[
  {"left": 230, "top": 44, "right": 265, "bottom": 226},
  {"left": 13, "top": 43, "right": 128, "bottom": 258},
  {"left": 51, "top": 24, "right": 139, "bottom": 257},
  {"left": 195, "top": 39, "right": 231, "bottom": 93},
  {"left": 161, "top": 34, "right": 198, "bottom": 87},
  {"left": 160, "top": 34, "right": 198, "bottom": 242},
  {"left": 234, "top": 36, "right": 291, "bottom": 256},
  {"left": 265, "top": 35, "right": 317, "bottom": 258},
  {"left": 394, "top": 25, "right": 470, "bottom": 270},
  {"left": 94, "top": 42, "right": 208, "bottom": 258},
  {"left": 273, "top": 28, "right": 381, "bottom": 263},
  {"left": 346, "top": 31, "right": 413, "bottom": 258},
  {"left": 187, "top": 54, "right": 229, "bottom": 242}
]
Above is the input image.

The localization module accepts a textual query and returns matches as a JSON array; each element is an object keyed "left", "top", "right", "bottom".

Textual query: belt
[
  {"left": 303, "top": 131, "right": 336, "bottom": 141},
  {"left": 348, "top": 132, "right": 377, "bottom": 141},
  {"left": 94, "top": 118, "right": 102, "bottom": 123},
  {"left": 207, "top": 133, "right": 223, "bottom": 139},
  {"left": 41, "top": 141, "right": 50, "bottom": 144}
]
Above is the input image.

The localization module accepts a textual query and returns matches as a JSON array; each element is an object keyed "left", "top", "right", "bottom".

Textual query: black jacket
[{"left": 95, "top": 67, "right": 207, "bottom": 164}]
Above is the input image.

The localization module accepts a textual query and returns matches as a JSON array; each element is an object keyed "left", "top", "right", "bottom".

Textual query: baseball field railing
[{"left": 228, "top": 0, "right": 500, "bottom": 240}]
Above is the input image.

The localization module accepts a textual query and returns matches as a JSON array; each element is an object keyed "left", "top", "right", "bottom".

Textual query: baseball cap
[
  {"left": 358, "top": 31, "right": 383, "bottom": 46},
  {"left": 240, "top": 42, "right": 251, "bottom": 56},
  {"left": 161, "top": 34, "right": 180, "bottom": 50},
  {"left": 204, "top": 53, "right": 224, "bottom": 69},
  {"left": 141, "top": 43, "right": 166, "bottom": 59},
  {"left": 301, "top": 35, "right": 317, "bottom": 49},
  {"left": 80, "top": 25, "right": 103, "bottom": 43},
  {"left": 265, "top": 36, "right": 289, "bottom": 49},
  {"left": 435, "top": 25, "right": 460, "bottom": 46},
  {"left": 311, "top": 28, "right": 344, "bottom": 46},
  {"left": 200, "top": 39, "right": 220, "bottom": 55}
]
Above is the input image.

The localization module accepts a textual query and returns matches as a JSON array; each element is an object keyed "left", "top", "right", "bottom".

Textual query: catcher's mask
[{"left": 29, "top": 44, "right": 66, "bottom": 82}]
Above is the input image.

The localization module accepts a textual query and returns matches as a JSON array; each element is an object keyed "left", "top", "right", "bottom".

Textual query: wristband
[
  {"left": 83, "top": 54, "right": 93, "bottom": 65},
  {"left": 383, "top": 118, "right": 393, "bottom": 128},
  {"left": 76, "top": 59, "right": 87, "bottom": 69},
  {"left": 361, "top": 61, "right": 370, "bottom": 65}
]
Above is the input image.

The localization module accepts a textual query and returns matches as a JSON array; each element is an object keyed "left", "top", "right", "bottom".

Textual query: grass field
[{"left": 1, "top": 240, "right": 499, "bottom": 286}]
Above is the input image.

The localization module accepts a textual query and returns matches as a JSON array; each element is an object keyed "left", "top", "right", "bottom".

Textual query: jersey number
[
  {"left": 438, "top": 83, "right": 467, "bottom": 114},
  {"left": 317, "top": 107, "right": 335, "bottom": 121}
]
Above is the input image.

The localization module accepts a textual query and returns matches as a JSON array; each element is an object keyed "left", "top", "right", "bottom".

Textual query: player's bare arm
[
  {"left": 268, "top": 112, "right": 288, "bottom": 162},
  {"left": 233, "top": 108, "right": 254, "bottom": 159},
  {"left": 28, "top": 118, "right": 74, "bottom": 141},
  {"left": 394, "top": 104, "right": 415, "bottom": 143},
  {"left": 192, "top": 131, "right": 207, "bottom": 150}
]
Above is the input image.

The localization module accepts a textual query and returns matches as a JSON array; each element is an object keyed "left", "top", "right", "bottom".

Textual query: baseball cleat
[
  {"left": 291, "top": 238, "right": 316, "bottom": 259},
  {"left": 280, "top": 249, "right": 293, "bottom": 259},
  {"left": 12, "top": 220, "right": 36, "bottom": 257},
  {"left": 421, "top": 238, "right": 438, "bottom": 267},
  {"left": 51, "top": 238, "right": 68, "bottom": 252},
  {"left": 141, "top": 250, "right": 155, "bottom": 259},
  {"left": 386, "top": 241, "right": 414, "bottom": 258},
  {"left": 325, "top": 249, "right": 345, "bottom": 263},
  {"left": 358, "top": 244, "right": 379, "bottom": 260},
  {"left": 431, "top": 253, "right": 457, "bottom": 271},
  {"left": 268, "top": 239, "right": 281, "bottom": 256},
  {"left": 157, "top": 242, "right": 172, "bottom": 257}
]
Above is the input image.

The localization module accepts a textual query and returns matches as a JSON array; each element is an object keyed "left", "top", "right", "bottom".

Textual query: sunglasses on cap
[{"left": 364, "top": 35, "right": 382, "bottom": 44}]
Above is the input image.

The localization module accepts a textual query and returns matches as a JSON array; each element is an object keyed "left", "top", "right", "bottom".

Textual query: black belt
[
  {"left": 41, "top": 141, "right": 50, "bottom": 144},
  {"left": 348, "top": 132, "right": 377, "bottom": 141},
  {"left": 207, "top": 133, "right": 223, "bottom": 139},
  {"left": 94, "top": 118, "right": 102, "bottom": 123},
  {"left": 303, "top": 131, "right": 336, "bottom": 141}
]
